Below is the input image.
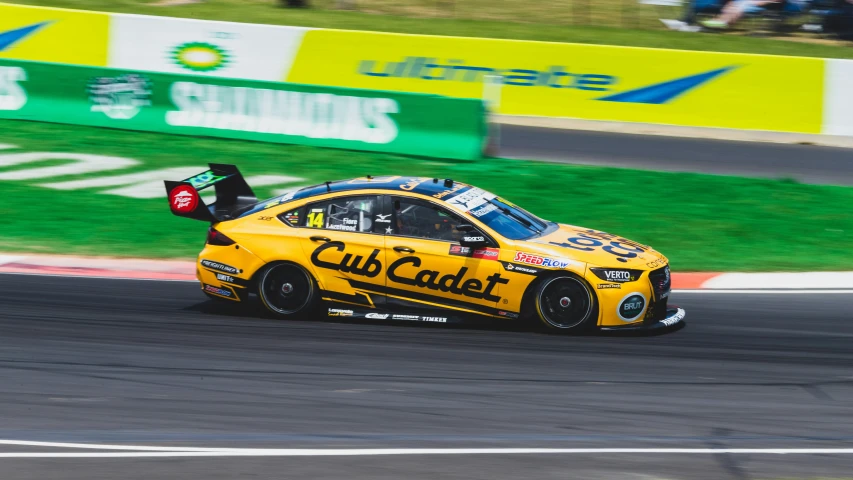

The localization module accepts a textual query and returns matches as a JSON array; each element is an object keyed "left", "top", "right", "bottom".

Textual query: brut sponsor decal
[
  {"left": 617, "top": 292, "right": 646, "bottom": 322},
  {"left": 0, "top": 66, "right": 27, "bottom": 111},
  {"left": 166, "top": 82, "right": 400, "bottom": 144}
]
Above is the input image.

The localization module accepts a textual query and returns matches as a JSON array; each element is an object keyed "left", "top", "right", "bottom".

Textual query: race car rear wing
[{"left": 164, "top": 164, "right": 257, "bottom": 222}]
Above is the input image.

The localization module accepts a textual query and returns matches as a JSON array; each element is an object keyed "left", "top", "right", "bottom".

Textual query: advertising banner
[
  {"left": 286, "top": 30, "right": 825, "bottom": 134},
  {"left": 109, "top": 15, "right": 309, "bottom": 81},
  {"left": 0, "top": 59, "right": 486, "bottom": 160},
  {"left": 0, "top": 3, "right": 109, "bottom": 66}
]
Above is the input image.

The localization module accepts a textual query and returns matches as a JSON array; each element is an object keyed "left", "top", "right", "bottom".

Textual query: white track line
[
  {"left": 3, "top": 272, "right": 853, "bottom": 292},
  {"left": 0, "top": 440, "right": 232, "bottom": 452},
  {"left": 0, "top": 441, "right": 852, "bottom": 458},
  {"left": 1, "top": 449, "right": 853, "bottom": 458}
]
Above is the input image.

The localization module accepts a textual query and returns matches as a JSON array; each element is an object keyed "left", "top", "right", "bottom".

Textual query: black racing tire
[
  {"left": 256, "top": 262, "right": 319, "bottom": 319},
  {"left": 529, "top": 274, "right": 598, "bottom": 332}
]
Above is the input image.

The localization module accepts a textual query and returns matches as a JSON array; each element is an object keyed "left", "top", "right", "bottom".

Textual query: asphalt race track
[
  {"left": 0, "top": 274, "right": 851, "bottom": 479},
  {"left": 501, "top": 125, "right": 853, "bottom": 186}
]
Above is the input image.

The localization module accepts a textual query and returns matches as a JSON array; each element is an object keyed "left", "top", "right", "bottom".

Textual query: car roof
[
  {"left": 289, "top": 176, "right": 472, "bottom": 201},
  {"left": 234, "top": 176, "right": 476, "bottom": 219}
]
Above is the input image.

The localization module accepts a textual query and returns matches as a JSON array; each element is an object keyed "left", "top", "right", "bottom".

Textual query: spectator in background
[
  {"left": 660, "top": 0, "right": 728, "bottom": 31},
  {"left": 699, "top": 0, "right": 799, "bottom": 28}
]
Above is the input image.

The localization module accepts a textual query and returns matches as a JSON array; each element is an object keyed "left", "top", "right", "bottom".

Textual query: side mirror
[
  {"left": 459, "top": 230, "right": 488, "bottom": 248},
  {"left": 457, "top": 224, "right": 476, "bottom": 233}
]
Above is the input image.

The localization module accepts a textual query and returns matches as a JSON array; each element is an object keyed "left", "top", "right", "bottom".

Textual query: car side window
[
  {"left": 392, "top": 197, "right": 465, "bottom": 242},
  {"left": 302, "top": 196, "right": 380, "bottom": 233}
]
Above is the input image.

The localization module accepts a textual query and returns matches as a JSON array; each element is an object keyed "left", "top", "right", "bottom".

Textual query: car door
[
  {"left": 294, "top": 194, "right": 388, "bottom": 310},
  {"left": 384, "top": 195, "right": 506, "bottom": 316}
]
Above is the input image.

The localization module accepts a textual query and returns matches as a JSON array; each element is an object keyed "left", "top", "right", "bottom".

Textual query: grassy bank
[
  {"left": 15, "top": 0, "right": 853, "bottom": 59},
  {"left": 0, "top": 120, "right": 850, "bottom": 271}
]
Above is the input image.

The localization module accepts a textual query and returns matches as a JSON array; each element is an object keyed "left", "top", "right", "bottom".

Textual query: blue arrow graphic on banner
[
  {"left": 597, "top": 66, "right": 737, "bottom": 104},
  {"left": 0, "top": 21, "right": 52, "bottom": 52}
]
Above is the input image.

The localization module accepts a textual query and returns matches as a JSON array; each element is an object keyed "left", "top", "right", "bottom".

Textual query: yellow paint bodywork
[{"left": 196, "top": 188, "right": 669, "bottom": 328}]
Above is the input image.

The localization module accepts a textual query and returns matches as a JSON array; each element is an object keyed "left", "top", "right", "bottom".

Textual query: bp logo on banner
[
  {"left": 108, "top": 14, "right": 309, "bottom": 81},
  {"left": 170, "top": 42, "right": 230, "bottom": 73}
]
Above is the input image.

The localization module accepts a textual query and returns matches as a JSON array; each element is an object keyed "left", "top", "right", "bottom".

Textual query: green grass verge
[
  {"left": 0, "top": 119, "right": 850, "bottom": 272},
  {"left": 15, "top": 0, "right": 853, "bottom": 59}
]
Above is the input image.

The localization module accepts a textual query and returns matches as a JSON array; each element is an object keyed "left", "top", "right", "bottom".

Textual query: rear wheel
[
  {"left": 532, "top": 274, "right": 597, "bottom": 332},
  {"left": 257, "top": 263, "right": 318, "bottom": 319}
]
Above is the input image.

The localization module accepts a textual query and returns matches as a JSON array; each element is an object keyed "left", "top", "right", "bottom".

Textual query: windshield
[{"left": 468, "top": 196, "right": 551, "bottom": 240}]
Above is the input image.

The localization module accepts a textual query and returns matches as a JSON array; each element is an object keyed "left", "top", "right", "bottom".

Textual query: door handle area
[
  {"left": 310, "top": 236, "right": 331, "bottom": 243},
  {"left": 393, "top": 246, "right": 416, "bottom": 253}
]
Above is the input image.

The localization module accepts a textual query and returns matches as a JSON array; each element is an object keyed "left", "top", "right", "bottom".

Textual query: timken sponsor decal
[{"left": 200, "top": 259, "right": 239, "bottom": 274}]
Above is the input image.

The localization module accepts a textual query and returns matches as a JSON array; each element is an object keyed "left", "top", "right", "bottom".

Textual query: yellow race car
[{"left": 165, "top": 164, "right": 685, "bottom": 333}]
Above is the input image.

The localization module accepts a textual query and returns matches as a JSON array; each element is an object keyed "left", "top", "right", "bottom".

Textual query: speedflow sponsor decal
[{"left": 514, "top": 252, "right": 570, "bottom": 268}]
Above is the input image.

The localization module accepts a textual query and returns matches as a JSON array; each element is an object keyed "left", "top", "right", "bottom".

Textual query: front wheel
[
  {"left": 532, "top": 274, "right": 597, "bottom": 332},
  {"left": 257, "top": 263, "right": 319, "bottom": 319}
]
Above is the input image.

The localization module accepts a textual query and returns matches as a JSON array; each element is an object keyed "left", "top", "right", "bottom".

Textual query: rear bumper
[{"left": 600, "top": 306, "right": 686, "bottom": 334}]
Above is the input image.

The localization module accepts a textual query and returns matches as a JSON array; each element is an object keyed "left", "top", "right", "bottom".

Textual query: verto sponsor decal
[
  {"left": 0, "top": 66, "right": 27, "bottom": 111},
  {"left": 200, "top": 259, "right": 239, "bottom": 275},
  {"left": 166, "top": 82, "right": 400, "bottom": 144},
  {"left": 590, "top": 268, "right": 642, "bottom": 283}
]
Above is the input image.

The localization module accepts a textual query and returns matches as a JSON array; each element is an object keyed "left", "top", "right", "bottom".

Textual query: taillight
[{"left": 207, "top": 227, "right": 235, "bottom": 246}]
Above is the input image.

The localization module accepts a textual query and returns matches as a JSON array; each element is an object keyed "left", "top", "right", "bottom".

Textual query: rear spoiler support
[{"left": 164, "top": 164, "right": 257, "bottom": 222}]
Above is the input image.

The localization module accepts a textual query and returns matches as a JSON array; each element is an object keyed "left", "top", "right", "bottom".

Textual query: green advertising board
[{"left": 0, "top": 59, "right": 486, "bottom": 160}]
